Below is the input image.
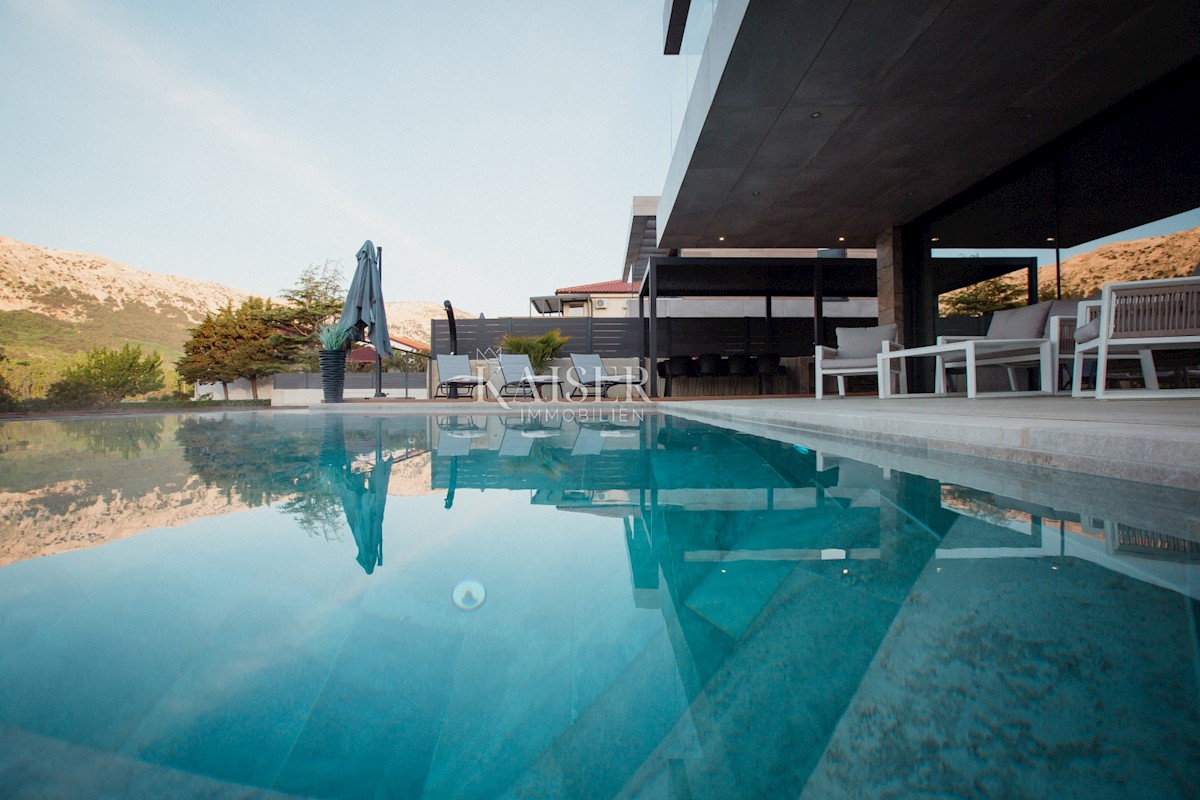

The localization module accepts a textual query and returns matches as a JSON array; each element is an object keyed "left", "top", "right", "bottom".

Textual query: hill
[
  {"left": 0, "top": 236, "right": 254, "bottom": 395},
  {"left": 0, "top": 236, "right": 468, "bottom": 397},
  {"left": 1032, "top": 224, "right": 1200, "bottom": 298},
  {"left": 940, "top": 224, "right": 1200, "bottom": 313}
]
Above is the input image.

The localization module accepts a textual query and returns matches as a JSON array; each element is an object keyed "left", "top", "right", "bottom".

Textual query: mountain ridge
[{"left": 0, "top": 236, "right": 462, "bottom": 395}]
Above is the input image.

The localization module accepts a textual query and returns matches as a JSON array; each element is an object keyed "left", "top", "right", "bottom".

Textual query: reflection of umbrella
[
  {"left": 340, "top": 241, "right": 392, "bottom": 358},
  {"left": 337, "top": 455, "right": 392, "bottom": 575},
  {"left": 326, "top": 451, "right": 392, "bottom": 575},
  {"left": 323, "top": 417, "right": 391, "bottom": 575}
]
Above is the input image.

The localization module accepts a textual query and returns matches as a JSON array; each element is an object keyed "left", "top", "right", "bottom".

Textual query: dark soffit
[
  {"left": 638, "top": 256, "right": 1034, "bottom": 299},
  {"left": 659, "top": 0, "right": 1200, "bottom": 251}
]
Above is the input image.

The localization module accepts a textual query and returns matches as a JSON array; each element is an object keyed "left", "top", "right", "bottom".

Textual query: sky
[
  {"left": 0, "top": 0, "right": 677, "bottom": 316},
  {"left": 4, "top": 1, "right": 1197, "bottom": 320}
]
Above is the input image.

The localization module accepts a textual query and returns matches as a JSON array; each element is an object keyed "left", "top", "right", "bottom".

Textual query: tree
[
  {"left": 268, "top": 262, "right": 345, "bottom": 368},
  {"left": 940, "top": 277, "right": 1027, "bottom": 317},
  {"left": 48, "top": 344, "right": 165, "bottom": 406},
  {"left": 177, "top": 299, "right": 290, "bottom": 400},
  {"left": 226, "top": 297, "right": 288, "bottom": 399},
  {"left": 0, "top": 347, "right": 18, "bottom": 411},
  {"left": 176, "top": 311, "right": 240, "bottom": 400}
]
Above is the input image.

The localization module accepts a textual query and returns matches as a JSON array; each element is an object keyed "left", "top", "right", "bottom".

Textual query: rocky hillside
[
  {"left": 0, "top": 236, "right": 467, "bottom": 395},
  {"left": 0, "top": 236, "right": 252, "bottom": 394},
  {"left": 383, "top": 300, "right": 469, "bottom": 347},
  {"left": 0, "top": 235, "right": 250, "bottom": 322},
  {"left": 1032, "top": 224, "right": 1200, "bottom": 298},
  {"left": 941, "top": 224, "right": 1200, "bottom": 311}
]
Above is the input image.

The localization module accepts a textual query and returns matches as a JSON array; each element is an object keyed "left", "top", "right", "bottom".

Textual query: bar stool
[
  {"left": 664, "top": 356, "right": 698, "bottom": 397},
  {"left": 726, "top": 354, "right": 757, "bottom": 394},
  {"left": 757, "top": 352, "right": 785, "bottom": 394}
]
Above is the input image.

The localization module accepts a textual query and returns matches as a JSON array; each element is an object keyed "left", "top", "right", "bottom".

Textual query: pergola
[{"left": 637, "top": 255, "right": 1036, "bottom": 397}]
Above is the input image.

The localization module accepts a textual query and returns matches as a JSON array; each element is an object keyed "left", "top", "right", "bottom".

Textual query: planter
[{"left": 319, "top": 349, "right": 348, "bottom": 403}]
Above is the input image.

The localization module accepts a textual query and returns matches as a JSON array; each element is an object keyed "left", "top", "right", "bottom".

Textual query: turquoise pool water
[{"left": 0, "top": 411, "right": 1197, "bottom": 799}]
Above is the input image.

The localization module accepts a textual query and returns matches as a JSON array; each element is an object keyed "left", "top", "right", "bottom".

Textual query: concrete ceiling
[{"left": 659, "top": 0, "right": 1200, "bottom": 251}]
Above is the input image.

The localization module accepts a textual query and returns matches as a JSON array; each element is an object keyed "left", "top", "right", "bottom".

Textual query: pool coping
[{"left": 307, "top": 394, "right": 1200, "bottom": 491}]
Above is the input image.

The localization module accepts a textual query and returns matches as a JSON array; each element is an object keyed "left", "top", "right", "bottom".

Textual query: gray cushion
[
  {"left": 1042, "top": 299, "right": 1080, "bottom": 336},
  {"left": 835, "top": 324, "right": 898, "bottom": 358},
  {"left": 821, "top": 356, "right": 878, "bottom": 369},
  {"left": 1075, "top": 316, "right": 1102, "bottom": 343},
  {"left": 986, "top": 303, "right": 1052, "bottom": 340}
]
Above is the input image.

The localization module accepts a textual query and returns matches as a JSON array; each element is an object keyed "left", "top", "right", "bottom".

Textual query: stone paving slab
[{"left": 659, "top": 396, "right": 1200, "bottom": 491}]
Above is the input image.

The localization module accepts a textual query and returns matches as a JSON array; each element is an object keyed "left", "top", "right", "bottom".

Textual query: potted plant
[
  {"left": 317, "top": 322, "right": 351, "bottom": 403},
  {"left": 498, "top": 329, "right": 571, "bottom": 373}
]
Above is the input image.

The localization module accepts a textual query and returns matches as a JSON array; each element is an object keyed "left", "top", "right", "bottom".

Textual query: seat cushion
[
  {"left": 820, "top": 356, "right": 878, "bottom": 369},
  {"left": 835, "top": 324, "right": 898, "bottom": 358},
  {"left": 986, "top": 303, "right": 1052, "bottom": 339}
]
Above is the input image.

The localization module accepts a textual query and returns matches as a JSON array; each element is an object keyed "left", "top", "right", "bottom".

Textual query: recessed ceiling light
[
  {"left": 838, "top": 236, "right": 845, "bottom": 242},
  {"left": 810, "top": 111, "right": 821, "bottom": 119},
  {"left": 718, "top": 236, "right": 725, "bottom": 242},
  {"left": 1046, "top": 236, "right": 1056, "bottom": 242},
  {"left": 931, "top": 236, "right": 940, "bottom": 242}
]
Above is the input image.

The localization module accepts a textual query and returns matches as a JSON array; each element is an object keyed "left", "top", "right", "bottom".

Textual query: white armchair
[
  {"left": 1071, "top": 276, "right": 1200, "bottom": 398},
  {"left": 815, "top": 324, "right": 905, "bottom": 398}
]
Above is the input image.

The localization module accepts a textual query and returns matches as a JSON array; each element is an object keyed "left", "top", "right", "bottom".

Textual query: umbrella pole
[{"left": 374, "top": 246, "right": 386, "bottom": 398}]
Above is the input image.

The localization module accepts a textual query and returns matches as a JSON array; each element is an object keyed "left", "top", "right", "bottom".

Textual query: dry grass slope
[{"left": 939, "top": 224, "right": 1200, "bottom": 312}]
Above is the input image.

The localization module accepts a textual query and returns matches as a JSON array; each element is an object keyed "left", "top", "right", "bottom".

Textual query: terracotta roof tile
[{"left": 555, "top": 280, "right": 640, "bottom": 295}]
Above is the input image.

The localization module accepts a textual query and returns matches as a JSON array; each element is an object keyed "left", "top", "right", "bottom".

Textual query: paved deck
[
  {"left": 310, "top": 394, "right": 1200, "bottom": 490},
  {"left": 662, "top": 395, "right": 1200, "bottom": 491}
]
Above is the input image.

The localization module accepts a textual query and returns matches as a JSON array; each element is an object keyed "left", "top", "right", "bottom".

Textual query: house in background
[
  {"left": 532, "top": 195, "right": 878, "bottom": 322},
  {"left": 530, "top": 280, "right": 640, "bottom": 318}
]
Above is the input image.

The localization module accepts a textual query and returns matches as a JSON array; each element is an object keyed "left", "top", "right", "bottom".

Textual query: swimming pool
[{"left": 0, "top": 411, "right": 1197, "bottom": 798}]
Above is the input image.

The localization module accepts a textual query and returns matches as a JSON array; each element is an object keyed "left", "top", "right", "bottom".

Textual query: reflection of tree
[
  {"left": 68, "top": 416, "right": 164, "bottom": 458},
  {"left": 277, "top": 487, "right": 345, "bottom": 542},
  {"left": 175, "top": 417, "right": 339, "bottom": 519},
  {"left": 175, "top": 415, "right": 429, "bottom": 551}
]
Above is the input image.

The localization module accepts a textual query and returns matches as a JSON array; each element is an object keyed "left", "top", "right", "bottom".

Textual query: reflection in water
[
  {"left": 69, "top": 415, "right": 165, "bottom": 457},
  {"left": 0, "top": 412, "right": 1197, "bottom": 798},
  {"left": 175, "top": 414, "right": 429, "bottom": 572},
  {"left": 320, "top": 417, "right": 397, "bottom": 574}
]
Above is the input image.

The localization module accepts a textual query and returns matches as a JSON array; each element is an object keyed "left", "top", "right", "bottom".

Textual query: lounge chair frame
[
  {"left": 1071, "top": 276, "right": 1200, "bottom": 399},
  {"left": 498, "top": 354, "right": 564, "bottom": 400},
  {"left": 567, "top": 354, "right": 647, "bottom": 399},
  {"left": 433, "top": 354, "right": 489, "bottom": 400}
]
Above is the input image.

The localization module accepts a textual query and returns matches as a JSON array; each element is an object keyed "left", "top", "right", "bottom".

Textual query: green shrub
[
  {"left": 499, "top": 330, "right": 571, "bottom": 373},
  {"left": 51, "top": 344, "right": 165, "bottom": 406},
  {"left": 45, "top": 376, "right": 103, "bottom": 408}
]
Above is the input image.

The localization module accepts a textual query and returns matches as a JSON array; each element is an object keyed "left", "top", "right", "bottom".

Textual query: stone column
[{"left": 876, "top": 227, "right": 906, "bottom": 343}]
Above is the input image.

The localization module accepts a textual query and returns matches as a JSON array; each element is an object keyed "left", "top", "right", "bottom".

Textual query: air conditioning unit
[{"left": 594, "top": 298, "right": 608, "bottom": 308}]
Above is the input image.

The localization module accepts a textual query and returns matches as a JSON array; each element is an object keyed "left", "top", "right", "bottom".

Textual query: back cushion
[
  {"left": 986, "top": 302, "right": 1052, "bottom": 339},
  {"left": 1041, "top": 299, "right": 1080, "bottom": 336},
  {"left": 836, "top": 324, "right": 898, "bottom": 358}
]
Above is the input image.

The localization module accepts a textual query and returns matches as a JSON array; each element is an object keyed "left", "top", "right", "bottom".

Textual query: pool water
[{"left": 0, "top": 411, "right": 1197, "bottom": 799}]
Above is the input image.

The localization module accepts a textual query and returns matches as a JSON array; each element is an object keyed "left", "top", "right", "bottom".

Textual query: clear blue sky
[{"left": 0, "top": 0, "right": 676, "bottom": 316}]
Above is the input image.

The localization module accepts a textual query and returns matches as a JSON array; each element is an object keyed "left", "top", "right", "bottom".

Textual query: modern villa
[
  {"left": 655, "top": 0, "right": 1199, "bottom": 356},
  {"left": 2, "top": 3, "right": 1199, "bottom": 799}
]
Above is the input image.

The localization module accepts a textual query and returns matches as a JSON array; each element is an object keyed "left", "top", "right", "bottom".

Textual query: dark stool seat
[
  {"left": 757, "top": 352, "right": 786, "bottom": 394},
  {"left": 664, "top": 356, "right": 697, "bottom": 396}
]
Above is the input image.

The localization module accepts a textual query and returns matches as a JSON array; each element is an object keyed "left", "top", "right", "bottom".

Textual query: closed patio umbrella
[
  {"left": 340, "top": 240, "right": 392, "bottom": 397},
  {"left": 340, "top": 240, "right": 392, "bottom": 357}
]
